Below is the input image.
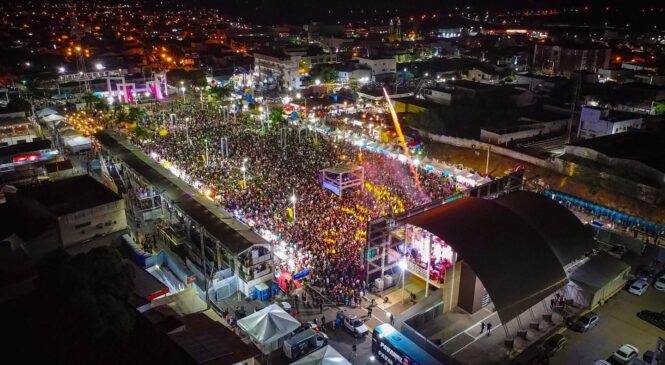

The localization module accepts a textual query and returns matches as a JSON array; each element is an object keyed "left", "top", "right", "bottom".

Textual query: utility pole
[
  {"left": 69, "top": 0, "right": 89, "bottom": 93},
  {"left": 567, "top": 78, "right": 581, "bottom": 143}
]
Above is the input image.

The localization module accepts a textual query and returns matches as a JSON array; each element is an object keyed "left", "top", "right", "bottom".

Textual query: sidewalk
[{"left": 423, "top": 290, "right": 581, "bottom": 365}]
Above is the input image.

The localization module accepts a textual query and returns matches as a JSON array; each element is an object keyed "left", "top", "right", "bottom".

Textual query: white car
[
  {"left": 611, "top": 344, "right": 639, "bottom": 364},
  {"left": 654, "top": 275, "right": 665, "bottom": 291},
  {"left": 628, "top": 279, "right": 648, "bottom": 296}
]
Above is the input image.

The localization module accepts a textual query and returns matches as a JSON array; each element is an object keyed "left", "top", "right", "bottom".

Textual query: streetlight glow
[
  {"left": 95, "top": 63, "right": 104, "bottom": 70},
  {"left": 315, "top": 79, "right": 321, "bottom": 85}
]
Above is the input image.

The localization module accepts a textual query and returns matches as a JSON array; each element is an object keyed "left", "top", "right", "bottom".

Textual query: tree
[
  {"left": 126, "top": 106, "right": 147, "bottom": 125},
  {"left": 131, "top": 124, "right": 151, "bottom": 141},
  {"left": 309, "top": 64, "right": 338, "bottom": 84},
  {"left": 207, "top": 84, "right": 232, "bottom": 102},
  {"left": 269, "top": 107, "right": 286, "bottom": 125}
]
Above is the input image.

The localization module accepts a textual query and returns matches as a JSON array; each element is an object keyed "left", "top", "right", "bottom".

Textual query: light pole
[
  {"left": 399, "top": 257, "right": 407, "bottom": 303},
  {"left": 290, "top": 193, "right": 297, "bottom": 222},
  {"left": 204, "top": 137, "right": 209, "bottom": 166},
  {"left": 241, "top": 158, "right": 248, "bottom": 188},
  {"left": 185, "top": 117, "right": 190, "bottom": 144}
]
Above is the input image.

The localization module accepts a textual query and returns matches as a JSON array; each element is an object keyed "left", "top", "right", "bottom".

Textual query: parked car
[
  {"left": 644, "top": 350, "right": 663, "bottom": 364},
  {"left": 653, "top": 275, "right": 665, "bottom": 291},
  {"left": 611, "top": 344, "right": 639, "bottom": 364},
  {"left": 569, "top": 312, "right": 599, "bottom": 332},
  {"left": 636, "top": 267, "right": 656, "bottom": 281},
  {"left": 283, "top": 328, "right": 328, "bottom": 360},
  {"left": 637, "top": 310, "right": 665, "bottom": 331},
  {"left": 542, "top": 333, "right": 568, "bottom": 355},
  {"left": 609, "top": 244, "right": 628, "bottom": 259},
  {"left": 336, "top": 310, "right": 368, "bottom": 338},
  {"left": 628, "top": 279, "right": 649, "bottom": 296}
]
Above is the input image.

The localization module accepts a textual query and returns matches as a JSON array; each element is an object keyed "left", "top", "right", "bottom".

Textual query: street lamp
[
  {"left": 290, "top": 193, "right": 297, "bottom": 221},
  {"left": 399, "top": 257, "right": 407, "bottom": 303},
  {"left": 95, "top": 63, "right": 104, "bottom": 70},
  {"left": 241, "top": 158, "right": 248, "bottom": 188},
  {"left": 58, "top": 66, "right": 66, "bottom": 74},
  {"left": 315, "top": 79, "right": 321, "bottom": 86}
]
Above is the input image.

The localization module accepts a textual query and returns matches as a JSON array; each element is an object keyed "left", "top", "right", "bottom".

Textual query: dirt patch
[{"left": 426, "top": 143, "right": 665, "bottom": 224}]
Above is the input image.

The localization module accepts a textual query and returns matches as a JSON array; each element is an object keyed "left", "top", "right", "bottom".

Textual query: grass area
[{"left": 425, "top": 142, "right": 665, "bottom": 225}]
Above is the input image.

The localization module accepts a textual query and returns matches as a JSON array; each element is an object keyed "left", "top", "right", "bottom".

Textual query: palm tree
[
  {"left": 126, "top": 106, "right": 147, "bottom": 125},
  {"left": 82, "top": 92, "right": 97, "bottom": 110},
  {"left": 130, "top": 125, "right": 151, "bottom": 141}
]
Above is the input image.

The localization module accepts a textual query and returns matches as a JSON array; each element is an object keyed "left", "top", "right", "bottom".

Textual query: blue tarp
[{"left": 544, "top": 189, "right": 664, "bottom": 235}]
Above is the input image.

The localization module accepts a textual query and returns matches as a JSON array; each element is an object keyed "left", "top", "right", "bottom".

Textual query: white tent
[
  {"left": 42, "top": 114, "right": 65, "bottom": 122},
  {"left": 36, "top": 108, "right": 58, "bottom": 117},
  {"left": 64, "top": 135, "right": 92, "bottom": 153},
  {"left": 290, "top": 345, "right": 351, "bottom": 365},
  {"left": 237, "top": 303, "right": 301, "bottom": 354}
]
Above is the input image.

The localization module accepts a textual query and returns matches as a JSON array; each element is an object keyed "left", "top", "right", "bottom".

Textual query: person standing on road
[
  {"left": 486, "top": 322, "right": 492, "bottom": 336},
  {"left": 368, "top": 306, "right": 373, "bottom": 318},
  {"left": 389, "top": 313, "right": 395, "bottom": 326},
  {"left": 480, "top": 322, "right": 485, "bottom": 334},
  {"left": 319, "top": 301, "right": 324, "bottom": 314}
]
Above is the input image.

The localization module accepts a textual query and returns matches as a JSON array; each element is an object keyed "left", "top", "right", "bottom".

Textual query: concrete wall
[
  {"left": 415, "top": 128, "right": 665, "bottom": 204},
  {"left": 57, "top": 200, "right": 128, "bottom": 247}
]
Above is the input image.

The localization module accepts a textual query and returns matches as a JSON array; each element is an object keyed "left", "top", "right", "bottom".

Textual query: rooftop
[
  {"left": 567, "top": 131, "right": 665, "bottom": 173},
  {"left": 17, "top": 175, "right": 121, "bottom": 216}
]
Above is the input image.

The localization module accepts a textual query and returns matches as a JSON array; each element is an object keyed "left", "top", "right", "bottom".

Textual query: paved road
[{"left": 550, "top": 260, "right": 665, "bottom": 364}]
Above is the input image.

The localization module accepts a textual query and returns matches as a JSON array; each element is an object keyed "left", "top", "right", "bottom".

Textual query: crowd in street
[{"left": 133, "top": 103, "right": 466, "bottom": 301}]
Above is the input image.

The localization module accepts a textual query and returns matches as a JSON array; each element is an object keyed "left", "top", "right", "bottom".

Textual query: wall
[
  {"left": 57, "top": 200, "right": 128, "bottom": 247},
  {"left": 416, "top": 129, "right": 665, "bottom": 204}
]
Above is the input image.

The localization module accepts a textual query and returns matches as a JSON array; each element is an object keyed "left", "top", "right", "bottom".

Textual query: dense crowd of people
[{"left": 133, "top": 103, "right": 465, "bottom": 301}]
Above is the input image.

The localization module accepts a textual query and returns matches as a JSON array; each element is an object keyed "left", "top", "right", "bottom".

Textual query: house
[
  {"left": 353, "top": 56, "right": 396, "bottom": 79},
  {"left": 335, "top": 63, "right": 372, "bottom": 84},
  {"left": 577, "top": 106, "right": 644, "bottom": 139},
  {"left": 533, "top": 42, "right": 611, "bottom": 76},
  {"left": 5, "top": 175, "right": 127, "bottom": 256}
]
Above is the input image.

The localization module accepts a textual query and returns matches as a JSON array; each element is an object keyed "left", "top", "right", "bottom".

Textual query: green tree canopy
[{"left": 309, "top": 64, "right": 338, "bottom": 84}]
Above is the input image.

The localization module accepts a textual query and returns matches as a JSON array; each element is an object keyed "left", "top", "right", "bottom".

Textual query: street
[{"left": 550, "top": 252, "right": 665, "bottom": 365}]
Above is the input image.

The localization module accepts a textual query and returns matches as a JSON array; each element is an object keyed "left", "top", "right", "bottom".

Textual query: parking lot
[{"left": 550, "top": 249, "right": 665, "bottom": 365}]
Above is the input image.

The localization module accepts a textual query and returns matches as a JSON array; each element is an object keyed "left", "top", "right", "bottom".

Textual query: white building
[
  {"left": 335, "top": 64, "right": 372, "bottom": 84},
  {"left": 353, "top": 56, "right": 396, "bottom": 79},
  {"left": 254, "top": 50, "right": 337, "bottom": 90},
  {"left": 5, "top": 175, "right": 127, "bottom": 256},
  {"left": 578, "top": 106, "right": 644, "bottom": 139}
]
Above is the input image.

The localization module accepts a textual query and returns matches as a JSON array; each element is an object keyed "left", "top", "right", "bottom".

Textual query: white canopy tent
[
  {"left": 36, "top": 108, "right": 58, "bottom": 117},
  {"left": 42, "top": 114, "right": 65, "bottom": 122},
  {"left": 290, "top": 345, "right": 351, "bottom": 365},
  {"left": 237, "top": 303, "right": 301, "bottom": 354}
]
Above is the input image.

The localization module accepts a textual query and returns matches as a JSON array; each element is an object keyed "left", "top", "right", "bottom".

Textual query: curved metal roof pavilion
[{"left": 403, "top": 192, "right": 581, "bottom": 323}]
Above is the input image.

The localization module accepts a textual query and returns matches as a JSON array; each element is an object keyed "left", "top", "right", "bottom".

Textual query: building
[
  {"left": 5, "top": 175, "right": 127, "bottom": 256},
  {"left": 533, "top": 43, "right": 611, "bottom": 76},
  {"left": 480, "top": 108, "right": 570, "bottom": 145},
  {"left": 577, "top": 106, "right": 644, "bottom": 139},
  {"left": 353, "top": 56, "right": 396, "bottom": 80},
  {"left": 254, "top": 48, "right": 337, "bottom": 90},
  {"left": 0, "top": 117, "right": 41, "bottom": 147},
  {"left": 335, "top": 63, "right": 372, "bottom": 84}
]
